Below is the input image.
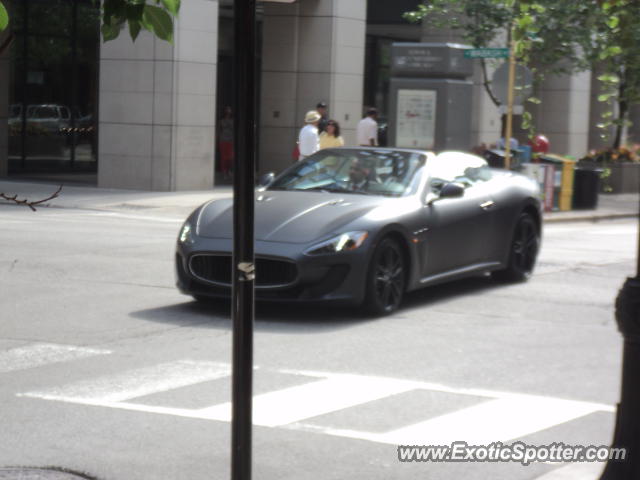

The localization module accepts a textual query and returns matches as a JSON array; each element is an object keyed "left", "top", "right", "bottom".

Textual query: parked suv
[{"left": 26, "top": 104, "right": 71, "bottom": 133}]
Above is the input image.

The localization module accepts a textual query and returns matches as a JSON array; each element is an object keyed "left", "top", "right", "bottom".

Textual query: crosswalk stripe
[
  {"left": 197, "top": 374, "right": 418, "bottom": 427},
  {"left": 305, "top": 396, "right": 599, "bottom": 446},
  {"left": 17, "top": 362, "right": 614, "bottom": 447},
  {"left": 21, "top": 360, "right": 230, "bottom": 403},
  {"left": 0, "top": 343, "right": 111, "bottom": 374}
]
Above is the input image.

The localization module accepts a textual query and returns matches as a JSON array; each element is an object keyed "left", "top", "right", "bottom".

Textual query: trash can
[
  {"left": 538, "top": 154, "right": 576, "bottom": 211},
  {"left": 573, "top": 167, "right": 602, "bottom": 210},
  {"left": 482, "top": 148, "right": 524, "bottom": 169},
  {"left": 521, "top": 163, "right": 556, "bottom": 212},
  {"left": 483, "top": 149, "right": 505, "bottom": 168}
]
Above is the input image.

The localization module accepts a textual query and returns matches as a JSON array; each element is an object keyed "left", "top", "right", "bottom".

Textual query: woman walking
[{"left": 319, "top": 120, "right": 344, "bottom": 150}]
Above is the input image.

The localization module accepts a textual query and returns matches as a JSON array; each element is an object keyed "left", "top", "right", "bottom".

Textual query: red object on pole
[{"left": 529, "top": 134, "right": 550, "bottom": 154}]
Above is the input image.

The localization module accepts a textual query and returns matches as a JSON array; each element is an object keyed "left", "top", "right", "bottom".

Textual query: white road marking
[
  {"left": 0, "top": 343, "right": 111, "bottom": 374},
  {"left": 17, "top": 364, "right": 614, "bottom": 446},
  {"left": 369, "top": 396, "right": 599, "bottom": 445},
  {"left": 21, "top": 360, "right": 230, "bottom": 402},
  {"left": 197, "top": 374, "right": 418, "bottom": 427}
]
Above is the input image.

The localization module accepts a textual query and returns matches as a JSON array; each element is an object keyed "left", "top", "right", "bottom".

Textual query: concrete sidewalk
[
  {"left": 0, "top": 179, "right": 232, "bottom": 219},
  {"left": 0, "top": 179, "right": 637, "bottom": 222}
]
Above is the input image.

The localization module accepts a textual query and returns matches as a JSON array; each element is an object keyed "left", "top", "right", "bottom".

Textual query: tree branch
[
  {"left": 481, "top": 58, "right": 502, "bottom": 107},
  {"left": 0, "top": 185, "right": 63, "bottom": 211}
]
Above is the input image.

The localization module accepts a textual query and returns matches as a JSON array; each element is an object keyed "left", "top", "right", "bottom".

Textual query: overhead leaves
[
  {"left": 0, "top": 0, "right": 181, "bottom": 43},
  {"left": 0, "top": 2, "right": 8, "bottom": 32},
  {"left": 129, "top": 19, "right": 142, "bottom": 41},
  {"left": 161, "top": 0, "right": 181, "bottom": 16},
  {"left": 403, "top": 0, "right": 640, "bottom": 149},
  {"left": 141, "top": 4, "right": 174, "bottom": 42}
]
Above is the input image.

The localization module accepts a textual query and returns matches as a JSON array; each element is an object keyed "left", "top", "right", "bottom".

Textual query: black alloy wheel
[
  {"left": 365, "top": 237, "right": 406, "bottom": 316},
  {"left": 494, "top": 213, "right": 539, "bottom": 282}
]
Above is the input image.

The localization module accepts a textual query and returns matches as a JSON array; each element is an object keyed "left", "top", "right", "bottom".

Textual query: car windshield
[
  {"left": 269, "top": 149, "right": 426, "bottom": 197},
  {"left": 29, "top": 106, "right": 58, "bottom": 119}
]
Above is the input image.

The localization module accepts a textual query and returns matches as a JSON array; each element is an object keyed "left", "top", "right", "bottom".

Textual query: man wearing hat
[
  {"left": 298, "top": 110, "right": 321, "bottom": 161},
  {"left": 316, "top": 101, "right": 329, "bottom": 133}
]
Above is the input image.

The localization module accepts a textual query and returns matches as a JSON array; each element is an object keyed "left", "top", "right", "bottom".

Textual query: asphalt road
[{"left": 0, "top": 205, "right": 636, "bottom": 480}]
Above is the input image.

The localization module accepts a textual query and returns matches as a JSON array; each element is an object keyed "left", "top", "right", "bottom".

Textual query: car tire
[
  {"left": 363, "top": 237, "right": 406, "bottom": 316},
  {"left": 493, "top": 212, "right": 539, "bottom": 282}
]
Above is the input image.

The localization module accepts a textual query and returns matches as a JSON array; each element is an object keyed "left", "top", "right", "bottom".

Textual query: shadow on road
[
  {"left": 402, "top": 274, "right": 506, "bottom": 311},
  {"left": 128, "top": 298, "right": 369, "bottom": 334},
  {"left": 130, "top": 274, "right": 508, "bottom": 333}
]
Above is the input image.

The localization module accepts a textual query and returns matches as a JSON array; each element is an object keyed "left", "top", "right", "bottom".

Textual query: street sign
[
  {"left": 463, "top": 48, "right": 509, "bottom": 59},
  {"left": 492, "top": 62, "right": 533, "bottom": 106}
]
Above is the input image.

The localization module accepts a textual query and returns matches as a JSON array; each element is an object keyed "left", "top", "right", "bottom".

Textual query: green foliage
[
  {"left": 405, "top": 0, "right": 640, "bottom": 149},
  {"left": 0, "top": 0, "right": 179, "bottom": 43},
  {"left": 0, "top": 2, "right": 7, "bottom": 31},
  {"left": 592, "top": 0, "right": 640, "bottom": 147},
  {"left": 102, "top": 0, "right": 179, "bottom": 43},
  {"left": 404, "top": 1, "right": 597, "bottom": 74}
]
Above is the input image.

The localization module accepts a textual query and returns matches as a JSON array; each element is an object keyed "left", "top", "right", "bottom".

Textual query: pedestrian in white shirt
[
  {"left": 356, "top": 107, "right": 379, "bottom": 146},
  {"left": 298, "top": 110, "right": 322, "bottom": 160}
]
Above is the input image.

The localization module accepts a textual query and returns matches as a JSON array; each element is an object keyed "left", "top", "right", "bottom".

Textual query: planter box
[
  {"left": 578, "top": 160, "right": 640, "bottom": 193},
  {"left": 606, "top": 163, "right": 640, "bottom": 193}
]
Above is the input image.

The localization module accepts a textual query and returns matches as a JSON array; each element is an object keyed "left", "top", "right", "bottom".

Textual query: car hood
[{"left": 196, "top": 190, "right": 386, "bottom": 243}]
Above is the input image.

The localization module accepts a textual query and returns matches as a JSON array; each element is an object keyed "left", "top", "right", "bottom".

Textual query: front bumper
[{"left": 175, "top": 238, "right": 370, "bottom": 305}]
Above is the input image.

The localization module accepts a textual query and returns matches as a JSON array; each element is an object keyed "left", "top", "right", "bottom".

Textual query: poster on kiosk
[{"left": 396, "top": 89, "right": 437, "bottom": 149}]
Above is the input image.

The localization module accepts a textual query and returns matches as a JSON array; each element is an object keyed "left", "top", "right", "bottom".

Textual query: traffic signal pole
[
  {"left": 231, "top": 1, "right": 257, "bottom": 479},
  {"left": 503, "top": 31, "right": 516, "bottom": 170}
]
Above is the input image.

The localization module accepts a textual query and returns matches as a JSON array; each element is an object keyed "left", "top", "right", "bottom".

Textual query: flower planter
[{"left": 605, "top": 163, "right": 640, "bottom": 193}]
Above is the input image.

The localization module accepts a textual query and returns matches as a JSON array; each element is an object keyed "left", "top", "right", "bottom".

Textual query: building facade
[{"left": 0, "top": 0, "right": 632, "bottom": 190}]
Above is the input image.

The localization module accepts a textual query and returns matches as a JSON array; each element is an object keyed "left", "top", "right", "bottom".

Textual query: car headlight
[
  {"left": 178, "top": 221, "right": 195, "bottom": 245},
  {"left": 305, "top": 231, "right": 368, "bottom": 255}
]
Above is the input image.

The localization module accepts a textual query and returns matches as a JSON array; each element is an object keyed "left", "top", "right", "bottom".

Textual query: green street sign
[{"left": 463, "top": 48, "right": 510, "bottom": 59}]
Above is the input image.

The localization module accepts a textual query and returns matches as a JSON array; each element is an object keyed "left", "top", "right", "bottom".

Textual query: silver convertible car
[{"left": 175, "top": 148, "right": 542, "bottom": 315}]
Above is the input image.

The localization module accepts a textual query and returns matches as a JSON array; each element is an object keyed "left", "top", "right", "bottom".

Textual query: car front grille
[{"left": 189, "top": 254, "right": 297, "bottom": 287}]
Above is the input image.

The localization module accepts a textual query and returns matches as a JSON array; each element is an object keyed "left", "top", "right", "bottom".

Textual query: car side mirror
[
  {"left": 258, "top": 172, "right": 275, "bottom": 188},
  {"left": 439, "top": 182, "right": 465, "bottom": 199}
]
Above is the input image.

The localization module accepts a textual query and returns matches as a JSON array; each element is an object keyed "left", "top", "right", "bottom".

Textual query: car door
[{"left": 418, "top": 153, "right": 496, "bottom": 279}]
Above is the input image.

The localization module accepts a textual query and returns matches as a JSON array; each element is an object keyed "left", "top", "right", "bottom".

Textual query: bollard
[{"left": 599, "top": 277, "right": 640, "bottom": 479}]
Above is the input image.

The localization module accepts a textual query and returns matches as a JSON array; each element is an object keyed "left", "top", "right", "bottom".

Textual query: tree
[
  {"left": 0, "top": 0, "right": 179, "bottom": 43},
  {"left": 404, "top": 0, "right": 633, "bottom": 147},
  {"left": 405, "top": 1, "right": 595, "bottom": 104},
  {"left": 593, "top": 0, "right": 640, "bottom": 148}
]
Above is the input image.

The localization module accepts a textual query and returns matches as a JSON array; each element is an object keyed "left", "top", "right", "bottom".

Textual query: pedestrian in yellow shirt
[{"left": 319, "top": 120, "right": 345, "bottom": 149}]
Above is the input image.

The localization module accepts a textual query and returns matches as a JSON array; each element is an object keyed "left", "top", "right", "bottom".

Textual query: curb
[{"left": 543, "top": 213, "right": 638, "bottom": 223}]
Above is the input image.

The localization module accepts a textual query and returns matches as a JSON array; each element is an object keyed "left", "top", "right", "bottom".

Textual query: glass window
[
  {"left": 270, "top": 149, "right": 425, "bottom": 197},
  {"left": 9, "top": 0, "right": 99, "bottom": 179}
]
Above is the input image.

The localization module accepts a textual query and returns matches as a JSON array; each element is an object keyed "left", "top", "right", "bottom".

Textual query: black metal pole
[
  {"left": 636, "top": 192, "right": 640, "bottom": 278},
  {"left": 598, "top": 188, "right": 640, "bottom": 479},
  {"left": 70, "top": 0, "right": 78, "bottom": 168},
  {"left": 231, "top": 1, "right": 257, "bottom": 480}
]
